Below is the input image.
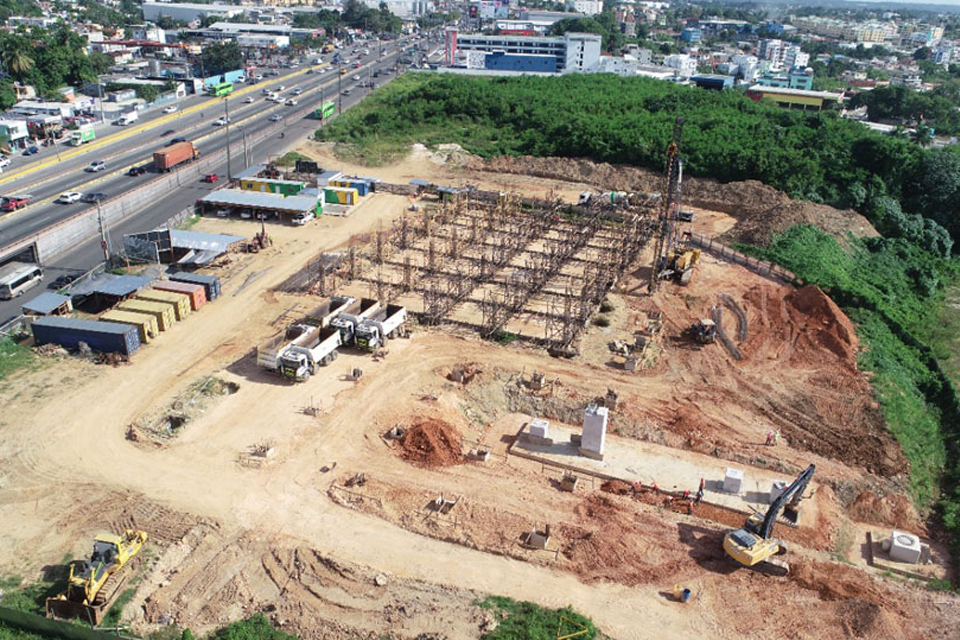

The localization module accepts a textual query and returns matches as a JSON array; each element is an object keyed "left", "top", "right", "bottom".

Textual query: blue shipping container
[
  {"left": 32, "top": 316, "right": 141, "bottom": 356},
  {"left": 169, "top": 272, "right": 221, "bottom": 301}
]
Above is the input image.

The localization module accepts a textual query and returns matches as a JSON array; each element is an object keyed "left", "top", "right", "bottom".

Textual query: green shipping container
[{"left": 240, "top": 178, "right": 305, "bottom": 197}]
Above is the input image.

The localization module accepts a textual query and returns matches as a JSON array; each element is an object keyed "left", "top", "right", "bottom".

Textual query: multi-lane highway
[{"left": 0, "top": 36, "right": 439, "bottom": 322}]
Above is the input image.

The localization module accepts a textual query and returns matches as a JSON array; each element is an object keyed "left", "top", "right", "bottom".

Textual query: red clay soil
[
  {"left": 850, "top": 491, "right": 926, "bottom": 534},
  {"left": 398, "top": 419, "right": 464, "bottom": 468}
]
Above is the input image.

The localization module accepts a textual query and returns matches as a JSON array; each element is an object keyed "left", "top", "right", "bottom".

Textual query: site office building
[{"left": 445, "top": 27, "right": 602, "bottom": 73}]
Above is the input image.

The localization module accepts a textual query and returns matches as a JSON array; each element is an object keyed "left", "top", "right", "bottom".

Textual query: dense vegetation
[
  {"left": 201, "top": 41, "right": 244, "bottom": 78},
  {"left": 479, "top": 596, "right": 598, "bottom": 640},
  {"left": 293, "top": 0, "right": 402, "bottom": 35},
  {"left": 744, "top": 226, "right": 960, "bottom": 561},
  {"left": 0, "top": 26, "right": 103, "bottom": 106},
  {"left": 851, "top": 84, "right": 960, "bottom": 136},
  {"left": 318, "top": 73, "right": 960, "bottom": 249}
]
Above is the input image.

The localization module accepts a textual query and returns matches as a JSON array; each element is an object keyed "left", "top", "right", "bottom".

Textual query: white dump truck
[
  {"left": 279, "top": 326, "right": 342, "bottom": 382},
  {"left": 330, "top": 298, "right": 380, "bottom": 346},
  {"left": 301, "top": 295, "right": 355, "bottom": 328},
  {"left": 356, "top": 304, "right": 407, "bottom": 352},
  {"left": 257, "top": 323, "right": 317, "bottom": 371}
]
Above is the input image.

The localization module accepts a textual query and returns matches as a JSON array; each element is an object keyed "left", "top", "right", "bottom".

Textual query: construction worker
[
  {"left": 765, "top": 430, "right": 775, "bottom": 446},
  {"left": 774, "top": 429, "right": 781, "bottom": 445},
  {"left": 696, "top": 478, "right": 705, "bottom": 504}
]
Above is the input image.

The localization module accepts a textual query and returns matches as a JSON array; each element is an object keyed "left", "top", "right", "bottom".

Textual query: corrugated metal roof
[
  {"left": 32, "top": 316, "right": 135, "bottom": 335},
  {"left": 169, "top": 230, "right": 245, "bottom": 252},
  {"left": 92, "top": 275, "right": 153, "bottom": 297},
  {"left": 318, "top": 170, "right": 342, "bottom": 183},
  {"left": 410, "top": 179, "right": 432, "bottom": 186},
  {"left": 232, "top": 164, "right": 265, "bottom": 180},
  {"left": 21, "top": 292, "right": 71, "bottom": 314},
  {"left": 199, "top": 189, "right": 317, "bottom": 212},
  {"left": 239, "top": 177, "right": 305, "bottom": 187}
]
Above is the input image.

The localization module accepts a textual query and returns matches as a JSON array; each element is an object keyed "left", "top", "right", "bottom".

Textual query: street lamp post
[
  {"left": 223, "top": 97, "right": 232, "bottom": 179},
  {"left": 338, "top": 60, "right": 343, "bottom": 115}
]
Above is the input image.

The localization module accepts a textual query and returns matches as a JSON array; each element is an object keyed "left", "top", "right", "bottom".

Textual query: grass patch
[
  {"left": 478, "top": 596, "right": 598, "bottom": 640},
  {"left": 212, "top": 614, "right": 298, "bottom": 640},
  {"left": 176, "top": 214, "right": 201, "bottom": 231},
  {"left": 100, "top": 586, "right": 135, "bottom": 627},
  {"left": 592, "top": 316, "right": 610, "bottom": 327},
  {"left": 491, "top": 331, "right": 519, "bottom": 345},
  {"left": 0, "top": 622, "right": 48, "bottom": 640},
  {"left": 0, "top": 338, "right": 36, "bottom": 381},
  {"left": 0, "top": 566, "right": 68, "bottom": 616},
  {"left": 273, "top": 151, "right": 310, "bottom": 168}
]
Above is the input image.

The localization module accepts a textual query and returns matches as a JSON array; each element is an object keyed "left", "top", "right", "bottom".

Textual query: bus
[
  {"left": 0, "top": 262, "right": 42, "bottom": 299},
  {"left": 314, "top": 101, "right": 336, "bottom": 120},
  {"left": 206, "top": 82, "right": 234, "bottom": 97}
]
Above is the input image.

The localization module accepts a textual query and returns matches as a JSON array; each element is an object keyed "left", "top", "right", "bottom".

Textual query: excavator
[
  {"left": 46, "top": 530, "right": 147, "bottom": 625},
  {"left": 657, "top": 247, "right": 701, "bottom": 285},
  {"left": 723, "top": 464, "right": 815, "bottom": 572}
]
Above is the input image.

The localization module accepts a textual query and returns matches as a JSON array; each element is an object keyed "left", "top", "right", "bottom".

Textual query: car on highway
[
  {"left": 0, "top": 157, "right": 10, "bottom": 169},
  {"left": 244, "top": 96, "right": 255, "bottom": 103},
  {"left": 47, "top": 274, "right": 79, "bottom": 290},
  {"left": 214, "top": 117, "right": 230, "bottom": 126},
  {"left": 254, "top": 74, "right": 264, "bottom": 81},
  {"left": 305, "top": 68, "right": 314, "bottom": 74},
  {"left": 277, "top": 85, "right": 286, "bottom": 91},
  {"left": 285, "top": 99, "right": 298, "bottom": 106},
  {"left": 128, "top": 165, "right": 147, "bottom": 177},
  {"left": 0, "top": 195, "right": 31, "bottom": 211},
  {"left": 23, "top": 146, "right": 38, "bottom": 156},
  {"left": 85, "top": 161, "right": 106, "bottom": 172},
  {"left": 169, "top": 137, "right": 187, "bottom": 146},
  {"left": 267, "top": 95, "right": 282, "bottom": 103},
  {"left": 353, "top": 61, "right": 362, "bottom": 68},
  {"left": 292, "top": 88, "right": 303, "bottom": 95},
  {"left": 352, "top": 74, "right": 361, "bottom": 81},
  {"left": 80, "top": 192, "right": 107, "bottom": 203},
  {"left": 56, "top": 191, "right": 82, "bottom": 204},
  {"left": 162, "top": 105, "right": 178, "bottom": 114},
  {"left": 340, "top": 68, "right": 347, "bottom": 75},
  {"left": 342, "top": 88, "right": 352, "bottom": 96},
  {"left": 202, "top": 173, "right": 219, "bottom": 183},
  {"left": 160, "top": 129, "right": 176, "bottom": 137},
  {"left": 269, "top": 114, "right": 283, "bottom": 122}
]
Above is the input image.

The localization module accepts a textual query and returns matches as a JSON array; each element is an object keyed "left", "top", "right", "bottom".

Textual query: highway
[{"left": 0, "top": 35, "right": 438, "bottom": 323}]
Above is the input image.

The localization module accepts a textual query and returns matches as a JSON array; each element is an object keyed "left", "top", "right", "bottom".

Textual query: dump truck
[
  {"left": 70, "top": 124, "right": 96, "bottom": 147},
  {"left": 153, "top": 141, "right": 200, "bottom": 173},
  {"left": 301, "top": 295, "right": 356, "bottom": 328},
  {"left": 330, "top": 298, "right": 380, "bottom": 346},
  {"left": 279, "top": 326, "right": 342, "bottom": 382},
  {"left": 257, "top": 323, "right": 318, "bottom": 371},
  {"left": 46, "top": 530, "right": 147, "bottom": 625},
  {"left": 356, "top": 304, "right": 407, "bottom": 351}
]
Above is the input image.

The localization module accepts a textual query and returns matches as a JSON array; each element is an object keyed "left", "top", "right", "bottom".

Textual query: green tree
[{"left": 201, "top": 40, "right": 243, "bottom": 77}]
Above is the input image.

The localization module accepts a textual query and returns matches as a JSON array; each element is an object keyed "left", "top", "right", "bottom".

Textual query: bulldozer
[
  {"left": 691, "top": 319, "right": 716, "bottom": 344},
  {"left": 657, "top": 248, "right": 701, "bottom": 285},
  {"left": 46, "top": 530, "right": 147, "bottom": 625},
  {"left": 723, "top": 465, "right": 815, "bottom": 573}
]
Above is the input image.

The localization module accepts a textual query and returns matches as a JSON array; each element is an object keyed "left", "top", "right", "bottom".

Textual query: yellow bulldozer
[
  {"left": 723, "top": 465, "right": 815, "bottom": 573},
  {"left": 46, "top": 530, "right": 147, "bottom": 625}
]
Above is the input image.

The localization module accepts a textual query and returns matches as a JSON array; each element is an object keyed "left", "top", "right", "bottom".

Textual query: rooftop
[
  {"left": 199, "top": 188, "right": 318, "bottom": 213},
  {"left": 21, "top": 292, "right": 71, "bottom": 315}
]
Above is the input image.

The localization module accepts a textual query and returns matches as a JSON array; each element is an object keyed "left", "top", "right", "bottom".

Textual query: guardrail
[{"left": 687, "top": 232, "right": 798, "bottom": 285}]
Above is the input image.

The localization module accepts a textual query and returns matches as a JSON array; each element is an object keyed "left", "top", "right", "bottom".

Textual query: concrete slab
[{"left": 513, "top": 419, "right": 809, "bottom": 517}]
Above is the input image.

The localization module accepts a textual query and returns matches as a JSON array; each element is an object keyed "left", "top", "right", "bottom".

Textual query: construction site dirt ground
[{"left": 1, "top": 158, "right": 959, "bottom": 640}]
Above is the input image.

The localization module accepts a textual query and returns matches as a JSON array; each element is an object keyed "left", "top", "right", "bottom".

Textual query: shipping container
[
  {"left": 239, "top": 178, "right": 305, "bottom": 197},
  {"left": 153, "top": 280, "right": 206, "bottom": 311},
  {"left": 324, "top": 187, "right": 359, "bottom": 205},
  {"left": 169, "top": 272, "right": 221, "bottom": 301},
  {"left": 100, "top": 309, "right": 159, "bottom": 344},
  {"left": 31, "top": 316, "right": 140, "bottom": 356},
  {"left": 154, "top": 142, "right": 200, "bottom": 172},
  {"left": 329, "top": 179, "right": 372, "bottom": 197},
  {"left": 136, "top": 289, "right": 190, "bottom": 321},
  {"left": 117, "top": 299, "right": 176, "bottom": 331}
]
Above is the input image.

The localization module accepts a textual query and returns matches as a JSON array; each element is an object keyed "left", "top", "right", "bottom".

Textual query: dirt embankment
[{"left": 468, "top": 156, "right": 878, "bottom": 245}]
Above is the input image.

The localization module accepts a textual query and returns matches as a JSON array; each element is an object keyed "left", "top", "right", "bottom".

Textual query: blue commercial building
[
  {"left": 681, "top": 27, "right": 702, "bottom": 43},
  {"left": 484, "top": 51, "right": 556, "bottom": 73},
  {"left": 756, "top": 70, "right": 814, "bottom": 91},
  {"left": 691, "top": 74, "right": 734, "bottom": 91}
]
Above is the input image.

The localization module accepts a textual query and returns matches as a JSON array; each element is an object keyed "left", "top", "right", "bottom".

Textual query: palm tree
[
  {"left": 3, "top": 48, "right": 34, "bottom": 76},
  {"left": 912, "top": 122, "right": 933, "bottom": 147}
]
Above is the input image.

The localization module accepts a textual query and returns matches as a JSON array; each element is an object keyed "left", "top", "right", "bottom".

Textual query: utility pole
[
  {"left": 224, "top": 97, "right": 232, "bottom": 179},
  {"left": 97, "top": 81, "right": 105, "bottom": 124},
  {"left": 241, "top": 127, "right": 248, "bottom": 169},
  {"left": 96, "top": 201, "right": 109, "bottom": 262},
  {"left": 338, "top": 60, "right": 343, "bottom": 114}
]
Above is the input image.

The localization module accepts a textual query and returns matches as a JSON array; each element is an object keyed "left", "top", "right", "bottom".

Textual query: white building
[
  {"left": 758, "top": 39, "right": 783, "bottom": 66},
  {"left": 664, "top": 54, "right": 697, "bottom": 77},
  {"left": 142, "top": 2, "right": 243, "bottom": 24},
  {"left": 568, "top": 0, "right": 602, "bottom": 16},
  {"left": 361, "top": 0, "right": 433, "bottom": 19},
  {"left": 933, "top": 46, "right": 954, "bottom": 66},
  {"left": 7, "top": 16, "right": 59, "bottom": 28},
  {"left": 131, "top": 25, "right": 166, "bottom": 42},
  {"left": 237, "top": 35, "right": 290, "bottom": 49},
  {"left": 451, "top": 31, "right": 602, "bottom": 74},
  {"left": 731, "top": 54, "right": 759, "bottom": 82},
  {"left": 598, "top": 55, "right": 637, "bottom": 76},
  {"left": 782, "top": 46, "right": 809, "bottom": 69}
]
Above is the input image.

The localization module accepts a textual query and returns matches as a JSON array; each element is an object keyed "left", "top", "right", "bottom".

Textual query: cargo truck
[
  {"left": 301, "top": 295, "right": 356, "bottom": 328},
  {"left": 279, "top": 326, "right": 342, "bottom": 382},
  {"left": 257, "top": 323, "right": 318, "bottom": 371},
  {"left": 154, "top": 141, "right": 200, "bottom": 173},
  {"left": 330, "top": 298, "right": 380, "bottom": 346},
  {"left": 356, "top": 304, "right": 407, "bottom": 351},
  {"left": 70, "top": 124, "right": 96, "bottom": 147}
]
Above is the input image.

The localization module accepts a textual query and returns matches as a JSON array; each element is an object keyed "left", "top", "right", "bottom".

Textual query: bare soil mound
[
  {"left": 785, "top": 285, "right": 859, "bottom": 363},
  {"left": 399, "top": 419, "right": 464, "bottom": 468},
  {"left": 850, "top": 491, "right": 925, "bottom": 533},
  {"left": 468, "top": 156, "right": 877, "bottom": 245}
]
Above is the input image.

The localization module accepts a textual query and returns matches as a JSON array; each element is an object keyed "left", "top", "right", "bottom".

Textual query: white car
[
  {"left": 269, "top": 114, "right": 283, "bottom": 122},
  {"left": 244, "top": 96, "right": 255, "bottom": 103},
  {"left": 0, "top": 157, "right": 10, "bottom": 169},
  {"left": 277, "top": 85, "right": 286, "bottom": 91},
  {"left": 57, "top": 191, "right": 82, "bottom": 204},
  {"left": 268, "top": 96, "right": 282, "bottom": 103},
  {"left": 292, "top": 88, "right": 303, "bottom": 95},
  {"left": 162, "top": 105, "right": 177, "bottom": 114},
  {"left": 85, "top": 161, "right": 106, "bottom": 172},
  {"left": 254, "top": 74, "right": 264, "bottom": 81},
  {"left": 214, "top": 117, "right": 230, "bottom": 126},
  {"left": 285, "top": 99, "right": 298, "bottom": 106},
  {"left": 352, "top": 74, "right": 361, "bottom": 81}
]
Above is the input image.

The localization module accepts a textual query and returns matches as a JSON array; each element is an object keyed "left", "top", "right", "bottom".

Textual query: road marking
[{"left": 0, "top": 64, "right": 330, "bottom": 188}]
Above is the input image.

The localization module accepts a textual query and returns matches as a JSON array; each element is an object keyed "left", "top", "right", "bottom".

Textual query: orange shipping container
[{"left": 153, "top": 280, "right": 206, "bottom": 311}]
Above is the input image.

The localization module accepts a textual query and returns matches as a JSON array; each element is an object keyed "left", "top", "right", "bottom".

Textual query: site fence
[
  {"left": 687, "top": 232, "right": 798, "bottom": 284},
  {"left": 0, "top": 607, "right": 128, "bottom": 640}
]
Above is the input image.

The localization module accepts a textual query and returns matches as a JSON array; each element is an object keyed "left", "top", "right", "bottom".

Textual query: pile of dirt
[
  {"left": 398, "top": 419, "right": 464, "bottom": 468},
  {"left": 468, "top": 156, "right": 878, "bottom": 245},
  {"left": 850, "top": 491, "right": 925, "bottom": 533},
  {"left": 599, "top": 479, "right": 634, "bottom": 495},
  {"left": 785, "top": 285, "right": 859, "bottom": 363},
  {"left": 791, "top": 560, "right": 901, "bottom": 612}
]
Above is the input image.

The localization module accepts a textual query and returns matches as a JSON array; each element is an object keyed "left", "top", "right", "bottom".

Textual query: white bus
[{"left": 0, "top": 262, "right": 43, "bottom": 299}]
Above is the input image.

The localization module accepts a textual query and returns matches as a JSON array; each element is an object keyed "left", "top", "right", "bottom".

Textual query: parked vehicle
[
  {"left": 292, "top": 212, "right": 313, "bottom": 226},
  {"left": 279, "top": 326, "right": 341, "bottom": 382},
  {"left": 80, "top": 192, "right": 107, "bottom": 203},
  {"left": 154, "top": 141, "right": 200, "bottom": 172},
  {"left": 47, "top": 273, "right": 79, "bottom": 290},
  {"left": 356, "top": 304, "right": 407, "bottom": 351},
  {"left": 0, "top": 157, "right": 10, "bottom": 169},
  {"left": 23, "top": 146, "right": 38, "bottom": 156},
  {"left": 70, "top": 124, "right": 96, "bottom": 147},
  {"left": 257, "top": 323, "right": 317, "bottom": 370},
  {"left": 57, "top": 191, "right": 82, "bottom": 204},
  {"left": 330, "top": 298, "right": 380, "bottom": 345},
  {"left": 216, "top": 208, "right": 230, "bottom": 218},
  {"left": 85, "top": 161, "right": 106, "bottom": 172},
  {"left": 202, "top": 173, "right": 219, "bottom": 183},
  {"left": 1, "top": 194, "right": 31, "bottom": 211}
]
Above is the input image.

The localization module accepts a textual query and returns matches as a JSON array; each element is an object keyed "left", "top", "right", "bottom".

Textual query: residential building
[
  {"left": 758, "top": 39, "right": 783, "bottom": 66},
  {"left": 782, "top": 46, "right": 809, "bottom": 70},
  {"left": 7, "top": 16, "right": 59, "bottom": 28},
  {"left": 0, "top": 120, "right": 29, "bottom": 149},
  {"left": 933, "top": 46, "right": 953, "bottom": 66},
  {"left": 471, "top": 1, "right": 508, "bottom": 20},
  {"left": 621, "top": 13, "right": 636, "bottom": 37},
  {"left": 142, "top": 2, "right": 243, "bottom": 24},
  {"left": 663, "top": 54, "right": 697, "bottom": 77},
  {"left": 620, "top": 45, "right": 652, "bottom": 65},
  {"left": 598, "top": 55, "right": 638, "bottom": 76},
  {"left": 130, "top": 25, "right": 166, "bottom": 42},
  {"left": 449, "top": 30, "right": 602, "bottom": 73},
  {"left": 730, "top": 53, "right": 759, "bottom": 82},
  {"left": 756, "top": 69, "right": 814, "bottom": 91},
  {"left": 681, "top": 27, "right": 701, "bottom": 43},
  {"left": 568, "top": 0, "right": 602, "bottom": 16}
]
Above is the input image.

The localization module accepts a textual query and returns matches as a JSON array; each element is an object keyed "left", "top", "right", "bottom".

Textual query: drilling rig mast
[{"left": 649, "top": 117, "right": 686, "bottom": 293}]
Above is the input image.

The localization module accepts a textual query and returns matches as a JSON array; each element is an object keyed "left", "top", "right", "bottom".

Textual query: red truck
[
  {"left": 1, "top": 194, "right": 31, "bottom": 211},
  {"left": 153, "top": 141, "right": 200, "bottom": 173}
]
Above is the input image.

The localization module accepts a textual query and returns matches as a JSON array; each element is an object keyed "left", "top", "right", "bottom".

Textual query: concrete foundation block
[
  {"left": 581, "top": 404, "right": 608, "bottom": 457},
  {"left": 889, "top": 530, "right": 922, "bottom": 564},
  {"left": 724, "top": 467, "right": 743, "bottom": 494},
  {"left": 529, "top": 418, "right": 550, "bottom": 439}
]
